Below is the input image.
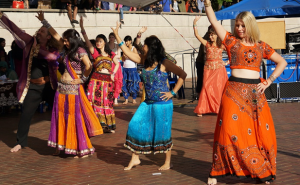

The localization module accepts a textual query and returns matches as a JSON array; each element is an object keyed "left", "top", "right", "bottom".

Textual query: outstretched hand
[
  {"left": 111, "top": 21, "right": 121, "bottom": 36},
  {"left": 194, "top": 15, "right": 201, "bottom": 24},
  {"left": 36, "top": 11, "right": 45, "bottom": 21},
  {"left": 139, "top": 26, "right": 147, "bottom": 34}
]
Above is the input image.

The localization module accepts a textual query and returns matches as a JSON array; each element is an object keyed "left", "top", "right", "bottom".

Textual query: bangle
[
  {"left": 81, "top": 74, "right": 88, "bottom": 83},
  {"left": 111, "top": 71, "right": 116, "bottom": 75},
  {"left": 171, "top": 90, "right": 176, "bottom": 96},
  {"left": 193, "top": 24, "right": 197, "bottom": 27},
  {"left": 41, "top": 19, "right": 52, "bottom": 29},
  {"left": 137, "top": 34, "right": 141, "bottom": 38},
  {"left": 204, "top": 1, "right": 211, "bottom": 7},
  {"left": 81, "top": 29, "right": 86, "bottom": 35},
  {"left": 269, "top": 74, "right": 277, "bottom": 82},
  {"left": 118, "top": 41, "right": 124, "bottom": 47}
]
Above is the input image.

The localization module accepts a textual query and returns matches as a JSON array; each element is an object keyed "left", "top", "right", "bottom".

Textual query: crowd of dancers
[{"left": 0, "top": 0, "right": 288, "bottom": 184}]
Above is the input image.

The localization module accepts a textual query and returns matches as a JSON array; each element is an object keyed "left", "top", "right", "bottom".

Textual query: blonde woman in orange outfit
[
  {"left": 204, "top": 0, "right": 287, "bottom": 184},
  {"left": 193, "top": 16, "right": 228, "bottom": 117}
]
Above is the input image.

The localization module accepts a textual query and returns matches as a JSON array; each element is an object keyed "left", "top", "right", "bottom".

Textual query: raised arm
[
  {"left": 111, "top": 22, "right": 142, "bottom": 64},
  {"left": 80, "top": 16, "right": 95, "bottom": 54},
  {"left": 204, "top": 0, "right": 226, "bottom": 41},
  {"left": 135, "top": 26, "right": 147, "bottom": 47},
  {"left": 0, "top": 11, "right": 32, "bottom": 49},
  {"left": 35, "top": 11, "right": 64, "bottom": 49},
  {"left": 193, "top": 16, "right": 208, "bottom": 46}
]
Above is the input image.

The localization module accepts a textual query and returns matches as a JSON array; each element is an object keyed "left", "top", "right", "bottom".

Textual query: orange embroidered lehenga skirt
[
  {"left": 209, "top": 76, "right": 276, "bottom": 182},
  {"left": 194, "top": 64, "right": 228, "bottom": 115}
]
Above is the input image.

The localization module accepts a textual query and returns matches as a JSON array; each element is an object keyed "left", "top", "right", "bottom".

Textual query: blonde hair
[{"left": 233, "top": 11, "right": 260, "bottom": 43}]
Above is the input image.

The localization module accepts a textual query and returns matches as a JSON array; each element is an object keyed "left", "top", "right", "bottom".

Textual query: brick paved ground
[{"left": 1, "top": 79, "right": 300, "bottom": 185}]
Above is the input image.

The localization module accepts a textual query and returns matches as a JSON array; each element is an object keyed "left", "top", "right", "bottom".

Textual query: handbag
[{"left": 12, "top": 0, "right": 24, "bottom": 9}]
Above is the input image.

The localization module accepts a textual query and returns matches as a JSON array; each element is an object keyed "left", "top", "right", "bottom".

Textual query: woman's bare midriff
[
  {"left": 231, "top": 69, "right": 260, "bottom": 79},
  {"left": 60, "top": 68, "right": 111, "bottom": 83}
]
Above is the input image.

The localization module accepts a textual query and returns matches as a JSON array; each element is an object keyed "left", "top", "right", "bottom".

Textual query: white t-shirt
[{"left": 123, "top": 46, "right": 136, "bottom": 68}]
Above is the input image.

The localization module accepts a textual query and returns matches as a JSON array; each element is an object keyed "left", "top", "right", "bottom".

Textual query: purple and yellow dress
[{"left": 48, "top": 47, "right": 103, "bottom": 156}]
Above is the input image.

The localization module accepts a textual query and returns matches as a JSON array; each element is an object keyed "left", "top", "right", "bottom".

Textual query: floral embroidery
[
  {"left": 225, "top": 81, "right": 267, "bottom": 120},
  {"left": 212, "top": 142, "right": 276, "bottom": 179},
  {"left": 223, "top": 32, "right": 275, "bottom": 72}
]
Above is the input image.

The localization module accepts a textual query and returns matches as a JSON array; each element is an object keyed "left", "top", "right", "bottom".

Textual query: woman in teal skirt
[{"left": 112, "top": 23, "right": 187, "bottom": 171}]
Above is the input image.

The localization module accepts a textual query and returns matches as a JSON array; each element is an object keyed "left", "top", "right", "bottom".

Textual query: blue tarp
[{"left": 216, "top": 0, "right": 300, "bottom": 20}]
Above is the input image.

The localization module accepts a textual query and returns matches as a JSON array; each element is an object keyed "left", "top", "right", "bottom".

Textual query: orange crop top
[{"left": 222, "top": 31, "right": 275, "bottom": 72}]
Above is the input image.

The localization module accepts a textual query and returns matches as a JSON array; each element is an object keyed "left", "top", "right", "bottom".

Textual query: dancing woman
[
  {"left": 122, "top": 35, "right": 140, "bottom": 105},
  {"left": 203, "top": 0, "right": 287, "bottom": 184},
  {"left": 111, "top": 23, "right": 187, "bottom": 171},
  {"left": 35, "top": 12, "right": 103, "bottom": 157},
  {"left": 80, "top": 17, "right": 120, "bottom": 133},
  {"left": 108, "top": 32, "right": 123, "bottom": 105},
  {"left": 193, "top": 16, "right": 228, "bottom": 117}
]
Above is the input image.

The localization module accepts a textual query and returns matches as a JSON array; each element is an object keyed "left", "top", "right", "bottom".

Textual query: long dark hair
[
  {"left": 208, "top": 27, "right": 222, "bottom": 48},
  {"left": 62, "top": 29, "right": 89, "bottom": 62},
  {"left": 0, "top": 38, "right": 5, "bottom": 52},
  {"left": 11, "top": 41, "right": 23, "bottom": 60},
  {"left": 143, "top": 35, "right": 165, "bottom": 71},
  {"left": 95, "top": 34, "right": 112, "bottom": 57}
]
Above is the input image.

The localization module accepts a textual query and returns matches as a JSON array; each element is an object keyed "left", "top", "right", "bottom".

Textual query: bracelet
[
  {"left": 118, "top": 41, "right": 124, "bottom": 47},
  {"left": 171, "top": 90, "right": 176, "bottom": 96},
  {"left": 81, "top": 29, "right": 86, "bottom": 35},
  {"left": 81, "top": 74, "right": 88, "bottom": 83},
  {"left": 193, "top": 24, "right": 197, "bottom": 27},
  {"left": 111, "top": 71, "right": 116, "bottom": 75},
  {"left": 269, "top": 74, "right": 277, "bottom": 82},
  {"left": 41, "top": 19, "right": 52, "bottom": 29},
  {"left": 204, "top": 1, "right": 211, "bottom": 7},
  {"left": 137, "top": 34, "right": 141, "bottom": 38}
]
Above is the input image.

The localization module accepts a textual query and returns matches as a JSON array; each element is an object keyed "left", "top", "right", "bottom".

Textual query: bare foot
[
  {"left": 114, "top": 99, "right": 118, "bottom": 105},
  {"left": 74, "top": 155, "right": 89, "bottom": 159},
  {"left": 110, "top": 130, "right": 115, "bottom": 133},
  {"left": 132, "top": 99, "right": 137, "bottom": 104},
  {"left": 10, "top": 144, "right": 22, "bottom": 153},
  {"left": 265, "top": 181, "right": 270, "bottom": 184},
  {"left": 207, "top": 177, "right": 217, "bottom": 185},
  {"left": 124, "top": 158, "right": 141, "bottom": 170},
  {"left": 197, "top": 114, "right": 202, "bottom": 117},
  {"left": 158, "top": 163, "right": 172, "bottom": 170},
  {"left": 123, "top": 100, "right": 128, "bottom": 105}
]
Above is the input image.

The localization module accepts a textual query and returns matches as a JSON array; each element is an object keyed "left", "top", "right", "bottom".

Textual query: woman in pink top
[{"left": 80, "top": 17, "right": 120, "bottom": 133}]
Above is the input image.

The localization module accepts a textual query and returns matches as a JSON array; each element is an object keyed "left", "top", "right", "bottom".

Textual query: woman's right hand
[{"left": 194, "top": 15, "right": 201, "bottom": 24}]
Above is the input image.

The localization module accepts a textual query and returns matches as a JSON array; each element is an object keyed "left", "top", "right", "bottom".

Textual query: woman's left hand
[
  {"left": 70, "top": 79, "right": 82, "bottom": 85},
  {"left": 160, "top": 91, "right": 173, "bottom": 101},
  {"left": 257, "top": 80, "right": 270, "bottom": 94}
]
